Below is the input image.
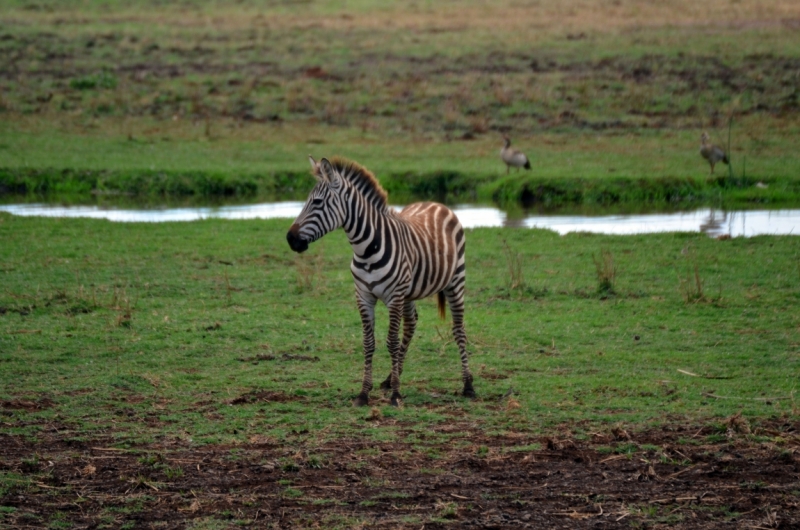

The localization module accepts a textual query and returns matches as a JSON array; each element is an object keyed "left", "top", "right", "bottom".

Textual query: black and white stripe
[{"left": 287, "top": 156, "right": 475, "bottom": 406}]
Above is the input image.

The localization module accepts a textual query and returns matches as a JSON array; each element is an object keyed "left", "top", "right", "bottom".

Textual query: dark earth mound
[{"left": 1, "top": 419, "right": 798, "bottom": 528}]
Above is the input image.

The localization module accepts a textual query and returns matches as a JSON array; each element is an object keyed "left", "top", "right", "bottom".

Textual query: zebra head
[{"left": 286, "top": 156, "right": 346, "bottom": 253}]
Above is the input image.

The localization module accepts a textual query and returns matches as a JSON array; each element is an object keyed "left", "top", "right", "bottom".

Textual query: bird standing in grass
[
  {"left": 500, "top": 135, "right": 531, "bottom": 174},
  {"left": 699, "top": 131, "right": 729, "bottom": 175}
]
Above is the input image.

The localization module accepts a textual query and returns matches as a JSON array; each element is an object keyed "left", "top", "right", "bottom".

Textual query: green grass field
[
  {"left": 1, "top": 214, "right": 798, "bottom": 446},
  {"left": 1, "top": 0, "right": 799, "bottom": 459},
  {"left": 2, "top": 3, "right": 800, "bottom": 527}
]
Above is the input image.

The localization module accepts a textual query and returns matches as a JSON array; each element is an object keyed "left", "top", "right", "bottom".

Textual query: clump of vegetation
[
  {"left": 111, "top": 285, "right": 135, "bottom": 327},
  {"left": 680, "top": 260, "right": 706, "bottom": 303},
  {"left": 497, "top": 238, "right": 548, "bottom": 299},
  {"left": 294, "top": 250, "right": 326, "bottom": 294},
  {"left": 69, "top": 71, "right": 118, "bottom": 91},
  {"left": 501, "top": 238, "right": 525, "bottom": 292},
  {"left": 678, "top": 246, "right": 721, "bottom": 304},
  {"left": 593, "top": 249, "right": 616, "bottom": 296}
]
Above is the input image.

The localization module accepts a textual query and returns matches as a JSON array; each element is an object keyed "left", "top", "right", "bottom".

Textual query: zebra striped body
[{"left": 287, "top": 156, "right": 474, "bottom": 406}]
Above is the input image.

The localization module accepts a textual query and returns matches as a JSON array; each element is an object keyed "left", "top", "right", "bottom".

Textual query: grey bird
[
  {"left": 700, "top": 132, "right": 729, "bottom": 175},
  {"left": 500, "top": 135, "right": 531, "bottom": 174}
]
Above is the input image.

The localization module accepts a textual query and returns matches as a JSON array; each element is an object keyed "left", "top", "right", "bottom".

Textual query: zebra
[{"left": 286, "top": 156, "right": 475, "bottom": 407}]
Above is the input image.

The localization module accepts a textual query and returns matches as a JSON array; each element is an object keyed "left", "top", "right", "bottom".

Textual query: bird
[
  {"left": 500, "top": 135, "right": 531, "bottom": 174},
  {"left": 699, "top": 131, "right": 729, "bottom": 175}
]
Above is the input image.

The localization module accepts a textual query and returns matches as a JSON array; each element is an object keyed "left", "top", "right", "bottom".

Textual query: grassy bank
[
  {"left": 4, "top": 163, "right": 800, "bottom": 207},
  {"left": 0, "top": 167, "right": 312, "bottom": 201},
  {"left": 1, "top": 213, "right": 798, "bottom": 448},
  {"left": 2, "top": 0, "right": 800, "bottom": 207}
]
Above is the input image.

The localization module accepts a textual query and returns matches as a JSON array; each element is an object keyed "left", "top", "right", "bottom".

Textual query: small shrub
[
  {"left": 110, "top": 285, "right": 136, "bottom": 327},
  {"left": 593, "top": 249, "right": 616, "bottom": 295},
  {"left": 679, "top": 247, "right": 721, "bottom": 304},
  {"left": 501, "top": 238, "right": 525, "bottom": 292},
  {"left": 294, "top": 250, "right": 325, "bottom": 293},
  {"left": 680, "top": 261, "right": 705, "bottom": 303}
]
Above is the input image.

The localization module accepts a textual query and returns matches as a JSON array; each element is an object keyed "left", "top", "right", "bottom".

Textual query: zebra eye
[{"left": 311, "top": 198, "right": 323, "bottom": 206}]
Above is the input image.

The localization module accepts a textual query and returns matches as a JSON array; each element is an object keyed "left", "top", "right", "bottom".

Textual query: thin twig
[{"left": 666, "top": 464, "right": 702, "bottom": 480}]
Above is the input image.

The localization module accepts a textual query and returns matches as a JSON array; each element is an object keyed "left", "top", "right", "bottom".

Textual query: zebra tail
[{"left": 437, "top": 291, "right": 446, "bottom": 320}]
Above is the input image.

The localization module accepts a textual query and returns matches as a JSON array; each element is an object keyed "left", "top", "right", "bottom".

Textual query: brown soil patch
[
  {"left": 1, "top": 421, "right": 798, "bottom": 528},
  {"left": 227, "top": 390, "right": 302, "bottom": 405},
  {"left": 0, "top": 398, "right": 54, "bottom": 411},
  {"left": 237, "top": 353, "right": 321, "bottom": 363}
]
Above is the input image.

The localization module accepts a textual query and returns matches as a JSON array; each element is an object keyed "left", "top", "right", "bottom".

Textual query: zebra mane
[{"left": 326, "top": 157, "right": 388, "bottom": 208}]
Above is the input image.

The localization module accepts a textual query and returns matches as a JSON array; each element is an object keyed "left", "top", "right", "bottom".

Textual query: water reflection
[
  {"left": 516, "top": 208, "right": 798, "bottom": 237},
  {"left": 0, "top": 201, "right": 307, "bottom": 223},
  {"left": 699, "top": 209, "right": 726, "bottom": 235},
  {"left": 0, "top": 202, "right": 798, "bottom": 237}
]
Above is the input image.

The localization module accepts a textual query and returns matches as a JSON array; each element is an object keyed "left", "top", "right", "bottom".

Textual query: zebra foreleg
[
  {"left": 445, "top": 287, "right": 476, "bottom": 399},
  {"left": 380, "top": 301, "right": 417, "bottom": 392},
  {"left": 354, "top": 293, "right": 377, "bottom": 407}
]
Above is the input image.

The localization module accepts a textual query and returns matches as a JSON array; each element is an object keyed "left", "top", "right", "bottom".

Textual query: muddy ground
[{"left": 1, "top": 417, "right": 798, "bottom": 529}]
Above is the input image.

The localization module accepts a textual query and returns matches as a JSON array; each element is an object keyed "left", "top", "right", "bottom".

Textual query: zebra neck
[{"left": 343, "top": 194, "right": 394, "bottom": 259}]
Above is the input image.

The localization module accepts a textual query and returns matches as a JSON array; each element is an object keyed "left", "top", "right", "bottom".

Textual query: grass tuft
[
  {"left": 593, "top": 249, "right": 616, "bottom": 296},
  {"left": 500, "top": 238, "right": 526, "bottom": 292},
  {"left": 678, "top": 246, "right": 722, "bottom": 305}
]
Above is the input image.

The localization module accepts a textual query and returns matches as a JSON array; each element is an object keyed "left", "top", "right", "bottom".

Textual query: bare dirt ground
[{"left": 1, "top": 416, "right": 798, "bottom": 529}]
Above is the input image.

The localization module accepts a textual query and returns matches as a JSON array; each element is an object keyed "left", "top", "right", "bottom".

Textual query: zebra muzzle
[{"left": 286, "top": 228, "right": 309, "bottom": 253}]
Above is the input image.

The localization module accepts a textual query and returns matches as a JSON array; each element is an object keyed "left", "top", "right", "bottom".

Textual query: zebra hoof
[
  {"left": 353, "top": 394, "right": 369, "bottom": 407},
  {"left": 390, "top": 393, "right": 403, "bottom": 407},
  {"left": 462, "top": 387, "right": 477, "bottom": 399}
]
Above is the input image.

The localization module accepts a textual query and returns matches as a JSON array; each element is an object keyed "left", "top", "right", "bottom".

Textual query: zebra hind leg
[
  {"left": 380, "top": 301, "right": 417, "bottom": 391},
  {"left": 445, "top": 286, "right": 476, "bottom": 399},
  {"left": 384, "top": 298, "right": 407, "bottom": 407},
  {"left": 354, "top": 293, "right": 377, "bottom": 407}
]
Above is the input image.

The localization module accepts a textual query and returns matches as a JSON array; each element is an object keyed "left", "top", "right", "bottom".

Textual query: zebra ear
[
  {"left": 319, "top": 157, "right": 340, "bottom": 187},
  {"left": 308, "top": 155, "right": 324, "bottom": 182}
]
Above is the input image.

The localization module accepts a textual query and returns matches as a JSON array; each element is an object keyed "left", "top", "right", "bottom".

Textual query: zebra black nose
[{"left": 286, "top": 229, "right": 309, "bottom": 253}]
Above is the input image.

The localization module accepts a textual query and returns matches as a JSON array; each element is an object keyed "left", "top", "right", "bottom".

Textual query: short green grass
[
  {"left": 1, "top": 0, "right": 799, "bottom": 448},
  {"left": 1, "top": 213, "right": 798, "bottom": 445}
]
